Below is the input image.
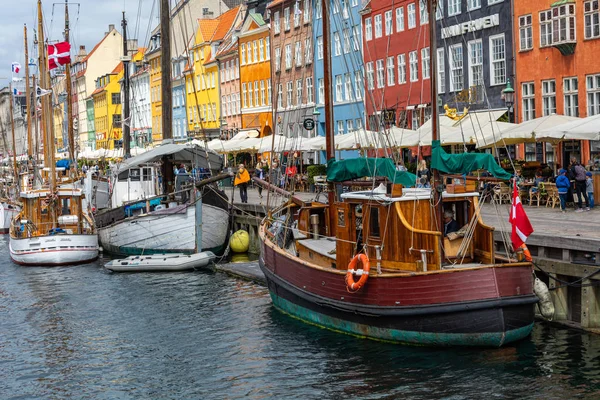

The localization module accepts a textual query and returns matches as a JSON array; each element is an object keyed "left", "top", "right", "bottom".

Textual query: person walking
[
  {"left": 234, "top": 163, "right": 250, "bottom": 203},
  {"left": 571, "top": 158, "right": 590, "bottom": 212},
  {"left": 556, "top": 169, "right": 570, "bottom": 213},
  {"left": 254, "top": 161, "right": 265, "bottom": 199},
  {"left": 586, "top": 172, "right": 595, "bottom": 209}
]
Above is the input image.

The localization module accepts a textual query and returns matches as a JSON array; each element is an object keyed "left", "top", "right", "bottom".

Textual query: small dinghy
[{"left": 104, "top": 251, "right": 216, "bottom": 272}]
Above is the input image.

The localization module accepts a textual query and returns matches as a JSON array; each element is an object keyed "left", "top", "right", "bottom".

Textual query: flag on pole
[
  {"left": 11, "top": 62, "right": 21, "bottom": 73},
  {"left": 47, "top": 41, "right": 71, "bottom": 70},
  {"left": 509, "top": 180, "right": 534, "bottom": 250},
  {"left": 36, "top": 86, "right": 52, "bottom": 97},
  {"left": 13, "top": 88, "right": 22, "bottom": 95}
]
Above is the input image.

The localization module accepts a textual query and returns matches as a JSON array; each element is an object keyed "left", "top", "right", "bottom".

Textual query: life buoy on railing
[{"left": 346, "top": 253, "right": 370, "bottom": 292}]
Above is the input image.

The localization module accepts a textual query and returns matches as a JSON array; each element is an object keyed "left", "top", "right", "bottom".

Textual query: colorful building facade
[
  {"left": 147, "top": 29, "right": 163, "bottom": 143},
  {"left": 92, "top": 63, "right": 124, "bottom": 149},
  {"left": 216, "top": 32, "right": 242, "bottom": 139}
]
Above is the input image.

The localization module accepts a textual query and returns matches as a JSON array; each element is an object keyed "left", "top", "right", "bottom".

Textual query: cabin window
[
  {"left": 369, "top": 207, "right": 380, "bottom": 237},
  {"left": 62, "top": 198, "right": 71, "bottom": 215},
  {"left": 142, "top": 167, "right": 152, "bottom": 181},
  {"left": 338, "top": 209, "right": 345, "bottom": 227},
  {"left": 129, "top": 169, "right": 141, "bottom": 181},
  {"left": 118, "top": 170, "right": 129, "bottom": 181}
]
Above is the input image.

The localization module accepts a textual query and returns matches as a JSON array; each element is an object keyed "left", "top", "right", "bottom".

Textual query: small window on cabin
[
  {"left": 142, "top": 167, "right": 152, "bottom": 181},
  {"left": 369, "top": 207, "right": 380, "bottom": 237},
  {"left": 118, "top": 170, "right": 129, "bottom": 181},
  {"left": 62, "top": 198, "right": 70, "bottom": 215},
  {"left": 129, "top": 169, "right": 141, "bottom": 181},
  {"left": 338, "top": 209, "right": 345, "bottom": 227}
]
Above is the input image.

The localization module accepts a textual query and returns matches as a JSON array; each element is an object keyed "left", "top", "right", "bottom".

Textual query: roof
[
  {"left": 267, "top": 0, "right": 285, "bottom": 9},
  {"left": 111, "top": 62, "right": 124, "bottom": 74},
  {"left": 82, "top": 27, "right": 118, "bottom": 63},
  {"left": 91, "top": 87, "right": 105, "bottom": 96},
  {"left": 198, "top": 19, "right": 220, "bottom": 43},
  {"left": 212, "top": 6, "right": 242, "bottom": 42}
]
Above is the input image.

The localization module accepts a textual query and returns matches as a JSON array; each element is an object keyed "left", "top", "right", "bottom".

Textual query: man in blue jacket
[{"left": 556, "top": 169, "right": 571, "bottom": 213}]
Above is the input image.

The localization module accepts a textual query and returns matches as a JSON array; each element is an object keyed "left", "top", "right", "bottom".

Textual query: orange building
[
  {"left": 514, "top": 0, "right": 600, "bottom": 167},
  {"left": 238, "top": 11, "right": 273, "bottom": 137}
]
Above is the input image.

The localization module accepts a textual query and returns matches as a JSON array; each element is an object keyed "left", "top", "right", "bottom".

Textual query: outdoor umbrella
[{"left": 535, "top": 114, "right": 600, "bottom": 142}]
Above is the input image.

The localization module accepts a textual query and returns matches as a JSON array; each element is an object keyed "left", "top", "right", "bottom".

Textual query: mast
[
  {"left": 9, "top": 87, "right": 19, "bottom": 193},
  {"left": 428, "top": 1, "right": 442, "bottom": 233},
  {"left": 64, "top": 0, "right": 75, "bottom": 167},
  {"left": 321, "top": 0, "right": 336, "bottom": 236},
  {"left": 122, "top": 11, "right": 131, "bottom": 158},
  {"left": 160, "top": 0, "right": 172, "bottom": 141},
  {"left": 24, "top": 25, "right": 33, "bottom": 159}
]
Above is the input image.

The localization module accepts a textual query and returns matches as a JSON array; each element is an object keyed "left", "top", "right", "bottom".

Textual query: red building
[{"left": 361, "top": 0, "right": 431, "bottom": 130}]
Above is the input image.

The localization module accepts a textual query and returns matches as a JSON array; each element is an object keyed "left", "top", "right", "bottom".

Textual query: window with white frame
[
  {"left": 333, "top": 0, "right": 339, "bottom": 14},
  {"left": 542, "top": 79, "right": 556, "bottom": 115},
  {"left": 552, "top": 3, "right": 576, "bottom": 43},
  {"left": 334, "top": 32, "right": 341, "bottom": 56},
  {"left": 342, "top": 0, "right": 350, "bottom": 18},
  {"left": 306, "top": 77, "right": 313, "bottom": 103},
  {"left": 489, "top": 0, "right": 503, "bottom": 4},
  {"left": 353, "top": 26, "right": 360, "bottom": 51},
  {"left": 345, "top": 74, "right": 352, "bottom": 101},
  {"left": 419, "top": 0, "right": 428, "bottom": 25},
  {"left": 267, "top": 81, "right": 271, "bottom": 105},
  {"left": 448, "top": 0, "right": 460, "bottom": 16},
  {"left": 449, "top": 44, "right": 463, "bottom": 91},
  {"left": 564, "top": 77, "right": 579, "bottom": 117},
  {"left": 284, "top": 7, "right": 290, "bottom": 30},
  {"left": 318, "top": 78, "right": 324, "bottom": 104},
  {"left": 254, "top": 81, "right": 259, "bottom": 106},
  {"left": 468, "top": 0, "right": 481, "bottom": 10},
  {"left": 259, "top": 39, "right": 264, "bottom": 61},
  {"left": 242, "top": 83, "right": 247, "bottom": 108},
  {"left": 355, "top": 71, "right": 363, "bottom": 99},
  {"left": 347, "top": 119, "right": 354, "bottom": 132},
  {"left": 304, "top": 0, "right": 310, "bottom": 23},
  {"left": 316, "top": 0, "right": 322, "bottom": 18},
  {"left": 336, "top": 75, "right": 343, "bottom": 101},
  {"left": 522, "top": 82, "right": 535, "bottom": 121},
  {"left": 296, "top": 79, "right": 303, "bottom": 105},
  {"left": 365, "top": 18, "right": 372, "bottom": 41},
  {"left": 247, "top": 43, "right": 252, "bottom": 63},
  {"left": 385, "top": 11, "right": 393, "bottom": 35},
  {"left": 275, "top": 48, "right": 281, "bottom": 71},
  {"left": 305, "top": 38, "right": 312, "bottom": 63},
  {"left": 587, "top": 74, "right": 600, "bottom": 115},
  {"left": 398, "top": 54, "right": 406, "bottom": 84},
  {"left": 408, "top": 4, "right": 416, "bottom": 29},
  {"left": 585, "top": 1, "right": 600, "bottom": 39},
  {"left": 253, "top": 41, "right": 258, "bottom": 63},
  {"left": 366, "top": 61, "right": 375, "bottom": 89},
  {"left": 436, "top": 0, "right": 443, "bottom": 19},
  {"left": 343, "top": 29, "right": 350, "bottom": 53},
  {"left": 396, "top": 7, "right": 405, "bottom": 32},
  {"left": 375, "top": 14, "right": 382, "bottom": 38},
  {"left": 266, "top": 38, "right": 270, "bottom": 60},
  {"left": 317, "top": 36, "right": 323, "bottom": 59},
  {"left": 241, "top": 45, "right": 246, "bottom": 65},
  {"left": 274, "top": 11, "right": 280, "bottom": 34},
  {"left": 293, "top": 2, "right": 300, "bottom": 28},
  {"left": 352, "top": 0, "right": 358, "bottom": 6},
  {"left": 277, "top": 83, "right": 283, "bottom": 108},
  {"left": 285, "top": 44, "right": 292, "bottom": 69},
  {"left": 468, "top": 39, "right": 483, "bottom": 90},
  {"left": 519, "top": 15, "right": 533, "bottom": 50},
  {"left": 409, "top": 51, "right": 418, "bottom": 82},
  {"left": 437, "top": 48, "right": 445, "bottom": 93},
  {"left": 490, "top": 34, "right": 506, "bottom": 85},
  {"left": 539, "top": 10, "right": 553, "bottom": 47},
  {"left": 295, "top": 41, "right": 302, "bottom": 66},
  {"left": 287, "top": 81, "right": 293, "bottom": 106},
  {"left": 376, "top": 59, "right": 385, "bottom": 88},
  {"left": 421, "top": 48, "right": 430, "bottom": 79},
  {"left": 387, "top": 56, "right": 395, "bottom": 86},
  {"left": 260, "top": 80, "right": 266, "bottom": 106},
  {"left": 337, "top": 120, "right": 344, "bottom": 134}
]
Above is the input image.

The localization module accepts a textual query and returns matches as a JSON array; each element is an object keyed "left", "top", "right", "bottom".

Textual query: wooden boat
[
  {"left": 258, "top": 0, "right": 536, "bottom": 347},
  {"left": 0, "top": 201, "right": 19, "bottom": 234},
  {"left": 104, "top": 251, "right": 215, "bottom": 272}
]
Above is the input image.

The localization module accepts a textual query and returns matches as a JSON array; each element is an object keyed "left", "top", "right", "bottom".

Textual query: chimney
[
  {"left": 76, "top": 45, "right": 87, "bottom": 62},
  {"left": 109, "top": 24, "right": 115, "bottom": 32}
]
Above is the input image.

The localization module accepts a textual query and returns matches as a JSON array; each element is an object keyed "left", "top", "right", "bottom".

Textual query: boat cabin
[{"left": 112, "top": 165, "right": 159, "bottom": 207}]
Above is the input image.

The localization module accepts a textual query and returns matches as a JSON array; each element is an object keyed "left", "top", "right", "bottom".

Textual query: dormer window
[{"left": 551, "top": 1, "right": 576, "bottom": 54}]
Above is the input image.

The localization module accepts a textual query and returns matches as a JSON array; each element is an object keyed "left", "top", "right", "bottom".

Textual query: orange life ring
[{"left": 346, "top": 254, "right": 370, "bottom": 291}]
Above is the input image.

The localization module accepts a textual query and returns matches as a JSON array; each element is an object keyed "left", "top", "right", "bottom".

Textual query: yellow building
[
  {"left": 185, "top": 6, "right": 242, "bottom": 139},
  {"left": 92, "top": 63, "right": 124, "bottom": 149},
  {"left": 147, "top": 29, "right": 162, "bottom": 143},
  {"left": 51, "top": 74, "right": 67, "bottom": 150}
]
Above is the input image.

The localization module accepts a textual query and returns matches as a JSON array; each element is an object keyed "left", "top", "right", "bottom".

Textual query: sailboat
[
  {"left": 9, "top": 0, "right": 98, "bottom": 266},
  {"left": 258, "top": 0, "right": 537, "bottom": 347}
]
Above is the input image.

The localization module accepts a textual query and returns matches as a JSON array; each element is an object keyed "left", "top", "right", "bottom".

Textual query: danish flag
[
  {"left": 509, "top": 180, "right": 534, "bottom": 250},
  {"left": 47, "top": 41, "right": 71, "bottom": 70}
]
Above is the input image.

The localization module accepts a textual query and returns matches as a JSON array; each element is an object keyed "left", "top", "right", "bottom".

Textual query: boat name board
[{"left": 441, "top": 14, "right": 500, "bottom": 39}]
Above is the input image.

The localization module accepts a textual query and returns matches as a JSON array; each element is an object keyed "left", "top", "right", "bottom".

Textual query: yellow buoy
[{"left": 230, "top": 230, "right": 250, "bottom": 253}]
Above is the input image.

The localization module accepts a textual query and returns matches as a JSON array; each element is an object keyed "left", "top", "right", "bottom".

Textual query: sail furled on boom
[
  {"left": 327, "top": 158, "right": 416, "bottom": 187},
  {"left": 431, "top": 140, "right": 512, "bottom": 180}
]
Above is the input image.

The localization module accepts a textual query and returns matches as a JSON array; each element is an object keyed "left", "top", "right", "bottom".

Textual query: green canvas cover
[
  {"left": 327, "top": 158, "right": 416, "bottom": 187},
  {"left": 431, "top": 140, "right": 512, "bottom": 180}
]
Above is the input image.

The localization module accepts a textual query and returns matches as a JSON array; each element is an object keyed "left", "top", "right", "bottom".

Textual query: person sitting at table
[
  {"left": 529, "top": 171, "right": 544, "bottom": 194},
  {"left": 443, "top": 210, "right": 459, "bottom": 237}
]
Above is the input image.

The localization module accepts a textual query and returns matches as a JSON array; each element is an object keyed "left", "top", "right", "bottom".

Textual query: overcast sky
[{"left": 1, "top": 0, "right": 157, "bottom": 88}]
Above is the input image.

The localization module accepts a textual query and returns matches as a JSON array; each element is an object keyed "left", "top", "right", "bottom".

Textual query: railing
[{"left": 11, "top": 219, "right": 94, "bottom": 238}]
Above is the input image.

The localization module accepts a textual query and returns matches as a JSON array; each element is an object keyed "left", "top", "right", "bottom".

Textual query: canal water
[{"left": 2, "top": 239, "right": 600, "bottom": 399}]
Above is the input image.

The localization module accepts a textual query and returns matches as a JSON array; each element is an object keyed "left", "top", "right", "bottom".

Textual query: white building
[{"left": 129, "top": 53, "right": 152, "bottom": 147}]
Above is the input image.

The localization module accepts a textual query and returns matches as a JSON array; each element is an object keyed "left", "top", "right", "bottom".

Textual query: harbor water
[{"left": 1, "top": 238, "right": 600, "bottom": 399}]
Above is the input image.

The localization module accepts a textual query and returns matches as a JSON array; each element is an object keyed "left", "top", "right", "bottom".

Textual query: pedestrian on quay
[
  {"left": 556, "top": 168, "right": 570, "bottom": 213},
  {"left": 234, "top": 163, "right": 250, "bottom": 203},
  {"left": 269, "top": 160, "right": 282, "bottom": 188},
  {"left": 586, "top": 172, "right": 595, "bottom": 209},
  {"left": 255, "top": 161, "right": 264, "bottom": 199},
  {"left": 570, "top": 157, "right": 590, "bottom": 212}
]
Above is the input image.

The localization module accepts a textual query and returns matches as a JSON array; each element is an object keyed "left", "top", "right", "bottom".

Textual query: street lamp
[{"left": 502, "top": 80, "right": 515, "bottom": 123}]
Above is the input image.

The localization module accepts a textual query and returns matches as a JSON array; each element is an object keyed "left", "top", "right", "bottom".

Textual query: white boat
[
  {"left": 0, "top": 202, "right": 19, "bottom": 234},
  {"left": 104, "top": 251, "right": 215, "bottom": 272}
]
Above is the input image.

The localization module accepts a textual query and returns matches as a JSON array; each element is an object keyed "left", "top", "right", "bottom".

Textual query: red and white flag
[
  {"left": 509, "top": 180, "right": 534, "bottom": 250},
  {"left": 47, "top": 41, "right": 71, "bottom": 70}
]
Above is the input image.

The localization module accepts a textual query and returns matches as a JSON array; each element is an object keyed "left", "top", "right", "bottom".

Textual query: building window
[
  {"left": 241, "top": 45, "right": 246, "bottom": 65},
  {"left": 564, "top": 77, "right": 579, "bottom": 117},
  {"left": 385, "top": 11, "right": 393, "bottom": 36},
  {"left": 316, "top": 0, "right": 321, "bottom": 18},
  {"left": 539, "top": 10, "right": 553, "bottom": 47},
  {"left": 275, "top": 48, "right": 281, "bottom": 72},
  {"left": 261, "top": 80, "right": 266, "bottom": 106},
  {"left": 355, "top": 71, "right": 363, "bottom": 100},
  {"left": 449, "top": 44, "right": 463, "bottom": 92},
  {"left": 254, "top": 81, "right": 259, "bottom": 107},
  {"left": 398, "top": 54, "right": 406, "bottom": 84},
  {"left": 352, "top": 26, "right": 360, "bottom": 51},
  {"left": 366, "top": 62, "right": 375, "bottom": 90},
  {"left": 396, "top": 7, "right": 404, "bottom": 32},
  {"left": 334, "top": 32, "right": 341, "bottom": 56},
  {"left": 337, "top": 120, "right": 344, "bottom": 134},
  {"left": 295, "top": 41, "right": 303, "bottom": 66},
  {"left": 585, "top": 1, "right": 600, "bottom": 39},
  {"left": 317, "top": 36, "right": 323, "bottom": 59},
  {"left": 374, "top": 14, "right": 382, "bottom": 38},
  {"left": 365, "top": 17, "right": 372, "bottom": 41},
  {"left": 273, "top": 11, "right": 280, "bottom": 34},
  {"left": 284, "top": 7, "right": 290, "bottom": 31},
  {"left": 296, "top": 79, "right": 303, "bottom": 105},
  {"left": 318, "top": 78, "right": 324, "bottom": 104},
  {"left": 277, "top": 84, "right": 283, "bottom": 108},
  {"left": 253, "top": 41, "right": 258, "bottom": 63},
  {"left": 266, "top": 37, "right": 270, "bottom": 60},
  {"left": 306, "top": 77, "right": 313, "bottom": 103},
  {"left": 293, "top": 1, "right": 301, "bottom": 27},
  {"left": 356, "top": 118, "right": 363, "bottom": 129},
  {"left": 113, "top": 114, "right": 121, "bottom": 126},
  {"left": 376, "top": 59, "right": 385, "bottom": 88},
  {"left": 421, "top": 47, "right": 430, "bottom": 79},
  {"left": 448, "top": 0, "right": 460, "bottom": 16},
  {"left": 259, "top": 39, "right": 264, "bottom": 61},
  {"left": 247, "top": 43, "right": 252, "bottom": 63},
  {"left": 419, "top": 0, "right": 428, "bottom": 25},
  {"left": 336, "top": 75, "right": 343, "bottom": 101},
  {"left": 305, "top": 38, "right": 312, "bottom": 63},
  {"left": 387, "top": 56, "right": 395, "bottom": 86},
  {"left": 522, "top": 82, "right": 535, "bottom": 121},
  {"left": 409, "top": 51, "right": 418, "bottom": 82},
  {"left": 303, "top": 0, "right": 310, "bottom": 23},
  {"left": 343, "top": 29, "right": 350, "bottom": 53},
  {"left": 242, "top": 83, "right": 247, "bottom": 108},
  {"left": 552, "top": 3, "right": 576, "bottom": 44},
  {"left": 542, "top": 80, "right": 556, "bottom": 116},
  {"left": 587, "top": 74, "right": 600, "bottom": 115},
  {"left": 468, "top": 0, "right": 481, "bottom": 11},
  {"left": 347, "top": 119, "right": 353, "bottom": 132},
  {"left": 285, "top": 44, "right": 292, "bottom": 69},
  {"left": 287, "top": 81, "right": 293, "bottom": 107},
  {"left": 342, "top": 0, "right": 350, "bottom": 18},
  {"left": 267, "top": 81, "right": 271, "bottom": 105},
  {"left": 519, "top": 15, "right": 533, "bottom": 51},
  {"left": 468, "top": 39, "right": 483, "bottom": 93},
  {"left": 436, "top": 48, "right": 445, "bottom": 94},
  {"left": 436, "top": 1, "right": 443, "bottom": 19},
  {"left": 344, "top": 74, "right": 352, "bottom": 101},
  {"left": 489, "top": 34, "right": 506, "bottom": 86},
  {"left": 408, "top": 3, "right": 416, "bottom": 29}
]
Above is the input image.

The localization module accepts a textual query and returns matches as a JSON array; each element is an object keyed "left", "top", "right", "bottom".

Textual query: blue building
[
  {"left": 172, "top": 58, "right": 188, "bottom": 142},
  {"left": 313, "top": 0, "right": 364, "bottom": 155}
]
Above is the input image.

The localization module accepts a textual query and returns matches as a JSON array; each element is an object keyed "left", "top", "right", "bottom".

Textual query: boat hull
[
  {"left": 10, "top": 234, "right": 99, "bottom": 266},
  {"left": 259, "top": 235, "right": 537, "bottom": 347},
  {"left": 104, "top": 251, "right": 215, "bottom": 272},
  {"left": 0, "top": 204, "right": 19, "bottom": 234},
  {"left": 98, "top": 203, "right": 229, "bottom": 256}
]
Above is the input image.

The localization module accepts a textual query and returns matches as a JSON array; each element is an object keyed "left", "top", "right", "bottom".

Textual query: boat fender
[
  {"left": 346, "top": 254, "right": 370, "bottom": 292},
  {"left": 518, "top": 244, "right": 533, "bottom": 262},
  {"left": 534, "top": 277, "right": 554, "bottom": 320}
]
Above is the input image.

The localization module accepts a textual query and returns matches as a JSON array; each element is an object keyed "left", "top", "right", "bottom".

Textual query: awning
[{"left": 118, "top": 143, "right": 223, "bottom": 172}]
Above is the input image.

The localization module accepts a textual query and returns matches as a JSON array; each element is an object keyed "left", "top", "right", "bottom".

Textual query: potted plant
[{"left": 307, "top": 164, "right": 327, "bottom": 193}]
